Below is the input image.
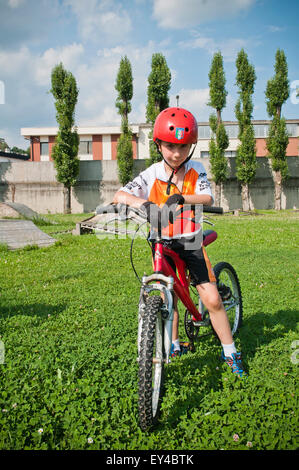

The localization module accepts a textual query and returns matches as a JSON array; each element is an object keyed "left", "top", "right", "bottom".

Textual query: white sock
[
  {"left": 172, "top": 338, "right": 180, "bottom": 351},
  {"left": 222, "top": 342, "right": 237, "bottom": 358}
]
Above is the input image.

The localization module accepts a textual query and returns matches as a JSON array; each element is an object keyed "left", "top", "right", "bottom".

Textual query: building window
[
  {"left": 225, "top": 151, "right": 237, "bottom": 158},
  {"left": 224, "top": 125, "right": 239, "bottom": 138},
  {"left": 286, "top": 123, "right": 298, "bottom": 137},
  {"left": 79, "top": 140, "right": 93, "bottom": 155},
  {"left": 201, "top": 151, "right": 210, "bottom": 158},
  {"left": 40, "top": 142, "right": 49, "bottom": 155},
  {"left": 253, "top": 124, "right": 269, "bottom": 137},
  {"left": 198, "top": 126, "right": 212, "bottom": 139},
  {"left": 253, "top": 123, "right": 297, "bottom": 138}
]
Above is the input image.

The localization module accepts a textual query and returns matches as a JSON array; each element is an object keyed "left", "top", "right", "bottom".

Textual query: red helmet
[{"left": 153, "top": 107, "right": 198, "bottom": 145}]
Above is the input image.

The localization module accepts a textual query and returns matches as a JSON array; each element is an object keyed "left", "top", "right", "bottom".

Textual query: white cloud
[
  {"left": 171, "top": 88, "right": 211, "bottom": 120},
  {"left": 0, "top": 43, "right": 84, "bottom": 86},
  {"left": 0, "top": 46, "right": 31, "bottom": 76},
  {"left": 35, "top": 43, "right": 84, "bottom": 86},
  {"left": 268, "top": 25, "right": 285, "bottom": 33},
  {"left": 7, "top": 0, "right": 25, "bottom": 8},
  {"left": 0, "top": 39, "right": 165, "bottom": 144},
  {"left": 153, "top": 0, "right": 256, "bottom": 29},
  {"left": 179, "top": 34, "right": 249, "bottom": 62},
  {"left": 64, "top": 0, "right": 132, "bottom": 43}
]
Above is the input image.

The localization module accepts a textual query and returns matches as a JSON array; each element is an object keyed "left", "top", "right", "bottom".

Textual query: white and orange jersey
[{"left": 119, "top": 161, "right": 213, "bottom": 240}]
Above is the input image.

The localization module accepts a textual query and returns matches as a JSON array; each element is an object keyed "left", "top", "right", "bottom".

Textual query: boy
[{"left": 113, "top": 107, "right": 246, "bottom": 377}]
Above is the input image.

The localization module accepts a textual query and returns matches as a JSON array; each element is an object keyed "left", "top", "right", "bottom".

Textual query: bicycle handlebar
[
  {"left": 95, "top": 203, "right": 223, "bottom": 217},
  {"left": 202, "top": 205, "right": 223, "bottom": 214}
]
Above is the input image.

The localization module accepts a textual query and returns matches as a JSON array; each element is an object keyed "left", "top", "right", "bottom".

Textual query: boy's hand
[
  {"left": 164, "top": 194, "right": 185, "bottom": 207},
  {"left": 140, "top": 201, "right": 161, "bottom": 228},
  {"left": 162, "top": 194, "right": 185, "bottom": 225}
]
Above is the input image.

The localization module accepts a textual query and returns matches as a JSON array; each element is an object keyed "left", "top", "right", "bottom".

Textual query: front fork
[{"left": 138, "top": 273, "right": 174, "bottom": 364}]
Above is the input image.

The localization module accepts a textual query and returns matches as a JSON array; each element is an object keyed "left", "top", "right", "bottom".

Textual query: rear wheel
[
  {"left": 213, "top": 262, "right": 243, "bottom": 336},
  {"left": 138, "top": 295, "right": 164, "bottom": 431}
]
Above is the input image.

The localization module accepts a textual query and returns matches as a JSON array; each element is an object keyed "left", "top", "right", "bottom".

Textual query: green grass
[{"left": 0, "top": 210, "right": 298, "bottom": 450}]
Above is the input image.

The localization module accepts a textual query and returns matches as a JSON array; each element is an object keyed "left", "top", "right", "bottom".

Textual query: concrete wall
[{"left": 0, "top": 158, "right": 298, "bottom": 213}]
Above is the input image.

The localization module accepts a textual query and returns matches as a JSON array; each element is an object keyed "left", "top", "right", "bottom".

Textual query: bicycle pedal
[{"left": 180, "top": 341, "right": 195, "bottom": 353}]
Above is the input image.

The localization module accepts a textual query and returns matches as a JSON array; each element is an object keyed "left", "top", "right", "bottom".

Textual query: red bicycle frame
[
  {"left": 153, "top": 241, "right": 202, "bottom": 321},
  {"left": 152, "top": 228, "right": 217, "bottom": 322}
]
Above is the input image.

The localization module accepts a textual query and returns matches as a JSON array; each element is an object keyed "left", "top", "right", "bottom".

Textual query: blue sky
[{"left": 0, "top": 0, "right": 298, "bottom": 149}]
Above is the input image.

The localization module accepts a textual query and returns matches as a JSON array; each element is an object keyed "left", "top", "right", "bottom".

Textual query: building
[{"left": 21, "top": 119, "right": 299, "bottom": 162}]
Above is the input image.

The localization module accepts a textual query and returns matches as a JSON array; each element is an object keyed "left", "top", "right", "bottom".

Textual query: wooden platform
[
  {"left": 73, "top": 211, "right": 145, "bottom": 236},
  {"left": 0, "top": 219, "right": 56, "bottom": 250}
]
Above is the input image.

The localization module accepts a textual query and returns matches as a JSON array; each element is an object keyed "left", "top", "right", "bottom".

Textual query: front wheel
[
  {"left": 138, "top": 295, "right": 164, "bottom": 431},
  {"left": 214, "top": 262, "right": 243, "bottom": 336}
]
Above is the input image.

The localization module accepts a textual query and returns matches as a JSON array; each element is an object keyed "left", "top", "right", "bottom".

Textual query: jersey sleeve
[
  {"left": 118, "top": 171, "right": 149, "bottom": 200},
  {"left": 193, "top": 162, "right": 214, "bottom": 204}
]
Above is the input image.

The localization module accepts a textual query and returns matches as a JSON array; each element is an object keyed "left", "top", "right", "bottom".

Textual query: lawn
[{"left": 0, "top": 210, "right": 298, "bottom": 450}]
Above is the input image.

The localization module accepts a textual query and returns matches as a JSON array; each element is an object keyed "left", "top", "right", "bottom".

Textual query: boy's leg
[
  {"left": 196, "top": 282, "right": 233, "bottom": 345},
  {"left": 171, "top": 296, "right": 181, "bottom": 355},
  {"left": 170, "top": 295, "right": 192, "bottom": 357},
  {"left": 172, "top": 295, "right": 179, "bottom": 343},
  {"left": 196, "top": 281, "right": 247, "bottom": 377}
]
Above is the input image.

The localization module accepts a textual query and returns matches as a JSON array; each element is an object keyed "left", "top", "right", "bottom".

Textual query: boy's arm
[
  {"left": 113, "top": 190, "right": 147, "bottom": 209},
  {"left": 182, "top": 194, "right": 213, "bottom": 206}
]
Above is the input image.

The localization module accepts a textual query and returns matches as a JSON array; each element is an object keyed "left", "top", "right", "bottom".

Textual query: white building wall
[
  {"left": 102, "top": 135, "right": 112, "bottom": 160},
  {"left": 137, "top": 125, "right": 151, "bottom": 159}
]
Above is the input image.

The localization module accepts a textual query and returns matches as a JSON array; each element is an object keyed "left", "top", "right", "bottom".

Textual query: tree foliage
[
  {"left": 50, "top": 63, "right": 79, "bottom": 213},
  {"left": 267, "top": 115, "right": 289, "bottom": 178},
  {"left": 146, "top": 53, "right": 171, "bottom": 124},
  {"left": 265, "top": 49, "right": 289, "bottom": 118},
  {"left": 146, "top": 53, "right": 171, "bottom": 165},
  {"left": 116, "top": 130, "right": 134, "bottom": 186},
  {"left": 209, "top": 118, "right": 229, "bottom": 185},
  {"left": 115, "top": 56, "right": 134, "bottom": 185},
  {"left": 234, "top": 49, "right": 257, "bottom": 210},
  {"left": 208, "top": 51, "right": 227, "bottom": 122},
  {"left": 208, "top": 52, "right": 229, "bottom": 205},
  {"left": 265, "top": 49, "right": 290, "bottom": 210},
  {"left": 115, "top": 56, "right": 133, "bottom": 123},
  {"left": 265, "top": 49, "right": 290, "bottom": 175}
]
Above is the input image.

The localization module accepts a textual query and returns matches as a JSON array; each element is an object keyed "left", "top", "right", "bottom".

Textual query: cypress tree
[
  {"left": 115, "top": 56, "right": 134, "bottom": 185},
  {"left": 146, "top": 53, "right": 171, "bottom": 166},
  {"left": 208, "top": 52, "right": 229, "bottom": 206},
  {"left": 265, "top": 49, "right": 290, "bottom": 210},
  {"left": 235, "top": 49, "right": 257, "bottom": 211},
  {"left": 50, "top": 63, "right": 79, "bottom": 214}
]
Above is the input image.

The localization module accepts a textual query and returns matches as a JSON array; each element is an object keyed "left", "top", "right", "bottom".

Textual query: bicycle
[{"left": 95, "top": 202, "right": 243, "bottom": 431}]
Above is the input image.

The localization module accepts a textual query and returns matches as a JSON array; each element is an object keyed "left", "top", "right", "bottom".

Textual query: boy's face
[{"left": 158, "top": 141, "right": 192, "bottom": 169}]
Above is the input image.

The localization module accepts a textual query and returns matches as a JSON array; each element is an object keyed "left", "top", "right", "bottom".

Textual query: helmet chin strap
[{"left": 154, "top": 142, "right": 197, "bottom": 195}]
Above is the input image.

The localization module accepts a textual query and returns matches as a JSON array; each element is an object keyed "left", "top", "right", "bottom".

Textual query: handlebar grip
[
  {"left": 95, "top": 203, "right": 118, "bottom": 214},
  {"left": 202, "top": 205, "right": 223, "bottom": 214}
]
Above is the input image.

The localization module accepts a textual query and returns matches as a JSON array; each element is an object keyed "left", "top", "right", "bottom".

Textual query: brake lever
[{"left": 203, "top": 219, "right": 214, "bottom": 226}]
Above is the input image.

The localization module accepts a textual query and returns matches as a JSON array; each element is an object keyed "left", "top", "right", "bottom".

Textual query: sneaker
[
  {"left": 221, "top": 351, "right": 247, "bottom": 378},
  {"left": 170, "top": 342, "right": 193, "bottom": 359}
]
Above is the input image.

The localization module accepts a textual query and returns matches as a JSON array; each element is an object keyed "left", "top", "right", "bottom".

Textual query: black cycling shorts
[{"left": 152, "top": 240, "right": 216, "bottom": 285}]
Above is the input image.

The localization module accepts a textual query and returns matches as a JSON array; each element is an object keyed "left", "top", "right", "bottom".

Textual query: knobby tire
[
  {"left": 214, "top": 261, "right": 243, "bottom": 335},
  {"left": 138, "top": 295, "right": 164, "bottom": 431}
]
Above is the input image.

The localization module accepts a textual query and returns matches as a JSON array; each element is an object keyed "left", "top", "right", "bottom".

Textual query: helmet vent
[
  {"left": 169, "top": 126, "right": 174, "bottom": 131},
  {"left": 185, "top": 127, "right": 189, "bottom": 132},
  {"left": 171, "top": 113, "right": 175, "bottom": 117}
]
